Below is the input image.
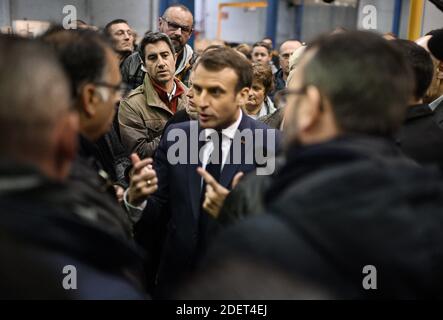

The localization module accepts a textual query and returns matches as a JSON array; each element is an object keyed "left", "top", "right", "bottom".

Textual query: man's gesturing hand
[
  {"left": 127, "top": 153, "right": 158, "bottom": 206},
  {"left": 197, "top": 167, "right": 243, "bottom": 218}
]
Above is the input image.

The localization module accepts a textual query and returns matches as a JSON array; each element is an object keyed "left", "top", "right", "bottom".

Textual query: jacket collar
[
  {"left": 405, "top": 104, "right": 433, "bottom": 121},
  {"left": 265, "top": 135, "right": 406, "bottom": 203},
  {"left": 142, "top": 74, "right": 187, "bottom": 113}
]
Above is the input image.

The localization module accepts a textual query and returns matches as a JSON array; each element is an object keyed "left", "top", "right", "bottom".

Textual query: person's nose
[{"left": 197, "top": 90, "right": 209, "bottom": 109}]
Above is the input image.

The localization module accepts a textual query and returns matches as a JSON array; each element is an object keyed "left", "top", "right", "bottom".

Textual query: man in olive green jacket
[{"left": 119, "top": 32, "right": 188, "bottom": 159}]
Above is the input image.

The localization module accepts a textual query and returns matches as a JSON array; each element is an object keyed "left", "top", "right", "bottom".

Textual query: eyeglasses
[
  {"left": 161, "top": 17, "right": 193, "bottom": 35},
  {"left": 94, "top": 81, "right": 130, "bottom": 98},
  {"left": 274, "top": 87, "right": 307, "bottom": 109}
]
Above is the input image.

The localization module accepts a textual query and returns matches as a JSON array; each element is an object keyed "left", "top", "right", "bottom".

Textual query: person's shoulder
[
  {"left": 242, "top": 114, "right": 273, "bottom": 130},
  {"left": 206, "top": 213, "right": 294, "bottom": 261},
  {"left": 163, "top": 119, "right": 198, "bottom": 137},
  {"left": 122, "top": 85, "right": 145, "bottom": 105},
  {"left": 122, "top": 51, "right": 142, "bottom": 65}
]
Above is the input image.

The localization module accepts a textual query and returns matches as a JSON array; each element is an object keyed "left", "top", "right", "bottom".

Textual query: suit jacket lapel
[
  {"left": 220, "top": 115, "right": 252, "bottom": 188},
  {"left": 188, "top": 122, "right": 204, "bottom": 221}
]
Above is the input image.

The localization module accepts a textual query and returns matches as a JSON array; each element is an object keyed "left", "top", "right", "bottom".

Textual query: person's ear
[
  {"left": 53, "top": 111, "right": 79, "bottom": 180},
  {"left": 298, "top": 85, "right": 322, "bottom": 132},
  {"left": 236, "top": 87, "right": 250, "bottom": 107},
  {"left": 80, "top": 84, "right": 99, "bottom": 118}
]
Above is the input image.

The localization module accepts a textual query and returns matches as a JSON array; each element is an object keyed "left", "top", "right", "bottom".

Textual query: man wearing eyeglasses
[
  {"left": 120, "top": 4, "right": 197, "bottom": 90},
  {"left": 41, "top": 28, "right": 135, "bottom": 239}
]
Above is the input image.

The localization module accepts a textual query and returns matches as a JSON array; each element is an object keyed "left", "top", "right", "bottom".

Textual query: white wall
[
  {"left": 10, "top": 0, "right": 88, "bottom": 24},
  {"left": 422, "top": 0, "right": 443, "bottom": 35},
  {"left": 201, "top": 0, "right": 266, "bottom": 43},
  {"left": 302, "top": 4, "right": 357, "bottom": 42},
  {"left": 89, "top": 0, "right": 156, "bottom": 37},
  {"left": 0, "top": 0, "right": 11, "bottom": 27},
  {"left": 2, "top": 0, "right": 158, "bottom": 37}
]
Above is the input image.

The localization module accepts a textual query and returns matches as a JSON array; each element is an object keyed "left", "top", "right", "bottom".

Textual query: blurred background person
[
  {"left": 244, "top": 62, "right": 276, "bottom": 119},
  {"left": 251, "top": 41, "right": 277, "bottom": 74},
  {"left": 394, "top": 39, "right": 443, "bottom": 168},
  {"left": 104, "top": 19, "right": 135, "bottom": 65},
  {"left": 0, "top": 35, "right": 146, "bottom": 299}
]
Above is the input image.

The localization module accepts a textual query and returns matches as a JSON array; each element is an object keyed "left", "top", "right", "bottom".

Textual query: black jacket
[
  {"left": 396, "top": 103, "right": 443, "bottom": 168},
  {"left": 0, "top": 162, "right": 147, "bottom": 299},
  {"left": 200, "top": 136, "right": 443, "bottom": 299},
  {"left": 69, "top": 135, "right": 132, "bottom": 236},
  {"left": 120, "top": 50, "right": 145, "bottom": 91}
]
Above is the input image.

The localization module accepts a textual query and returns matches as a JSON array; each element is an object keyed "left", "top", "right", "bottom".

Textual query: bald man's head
[
  {"left": 0, "top": 35, "right": 77, "bottom": 179},
  {"left": 279, "top": 40, "right": 303, "bottom": 77}
]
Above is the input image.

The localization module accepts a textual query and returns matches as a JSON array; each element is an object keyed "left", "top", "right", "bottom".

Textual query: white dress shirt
[{"left": 200, "top": 110, "right": 243, "bottom": 171}]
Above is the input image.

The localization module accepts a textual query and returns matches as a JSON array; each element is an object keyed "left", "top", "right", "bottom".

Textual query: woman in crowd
[{"left": 244, "top": 62, "right": 276, "bottom": 119}]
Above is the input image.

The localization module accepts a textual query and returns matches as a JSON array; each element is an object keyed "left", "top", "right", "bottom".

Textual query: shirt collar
[
  {"left": 167, "top": 81, "right": 177, "bottom": 102},
  {"left": 204, "top": 109, "right": 243, "bottom": 140}
]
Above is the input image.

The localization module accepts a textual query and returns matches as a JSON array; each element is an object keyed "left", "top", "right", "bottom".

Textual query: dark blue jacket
[{"left": 135, "top": 114, "right": 281, "bottom": 297}]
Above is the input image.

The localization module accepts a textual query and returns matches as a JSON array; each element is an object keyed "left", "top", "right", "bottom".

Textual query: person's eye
[
  {"left": 193, "top": 86, "right": 202, "bottom": 94},
  {"left": 210, "top": 88, "right": 222, "bottom": 96}
]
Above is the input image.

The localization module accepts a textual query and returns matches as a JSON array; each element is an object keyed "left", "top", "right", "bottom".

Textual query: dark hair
[
  {"left": 251, "top": 62, "right": 274, "bottom": 95},
  {"left": 203, "top": 44, "right": 225, "bottom": 54},
  {"left": 393, "top": 39, "right": 434, "bottom": 100},
  {"left": 140, "top": 32, "right": 175, "bottom": 61},
  {"left": 428, "top": 28, "right": 443, "bottom": 61},
  {"left": 40, "top": 28, "right": 111, "bottom": 100},
  {"left": 195, "top": 47, "right": 253, "bottom": 93},
  {"left": 103, "top": 19, "right": 129, "bottom": 38},
  {"left": 235, "top": 43, "right": 252, "bottom": 60},
  {"left": 252, "top": 41, "right": 272, "bottom": 54},
  {"left": 303, "top": 31, "right": 414, "bottom": 136}
]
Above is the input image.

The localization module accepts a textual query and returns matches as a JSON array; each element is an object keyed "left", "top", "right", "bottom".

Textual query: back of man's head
[
  {"left": 394, "top": 39, "right": 434, "bottom": 102},
  {"left": 195, "top": 47, "right": 253, "bottom": 93},
  {"left": 40, "top": 28, "right": 111, "bottom": 103},
  {"left": 0, "top": 35, "right": 73, "bottom": 177},
  {"left": 303, "top": 31, "right": 413, "bottom": 137}
]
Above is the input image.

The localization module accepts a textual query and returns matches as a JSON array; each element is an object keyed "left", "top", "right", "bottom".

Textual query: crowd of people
[{"left": 1, "top": 3, "right": 443, "bottom": 299}]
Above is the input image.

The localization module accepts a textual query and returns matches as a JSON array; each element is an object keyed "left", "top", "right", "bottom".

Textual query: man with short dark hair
[
  {"left": 120, "top": 4, "right": 197, "bottom": 89},
  {"left": 394, "top": 39, "right": 443, "bottom": 167},
  {"left": 197, "top": 31, "right": 443, "bottom": 299},
  {"left": 104, "top": 19, "right": 134, "bottom": 64},
  {"left": 128, "top": 47, "right": 280, "bottom": 297},
  {"left": 0, "top": 35, "right": 146, "bottom": 299},
  {"left": 42, "top": 29, "right": 133, "bottom": 236},
  {"left": 119, "top": 32, "right": 188, "bottom": 159}
]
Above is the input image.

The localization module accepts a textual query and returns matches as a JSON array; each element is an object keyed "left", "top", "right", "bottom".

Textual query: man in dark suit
[
  {"left": 394, "top": 39, "right": 443, "bottom": 168},
  {"left": 125, "top": 47, "right": 281, "bottom": 297}
]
